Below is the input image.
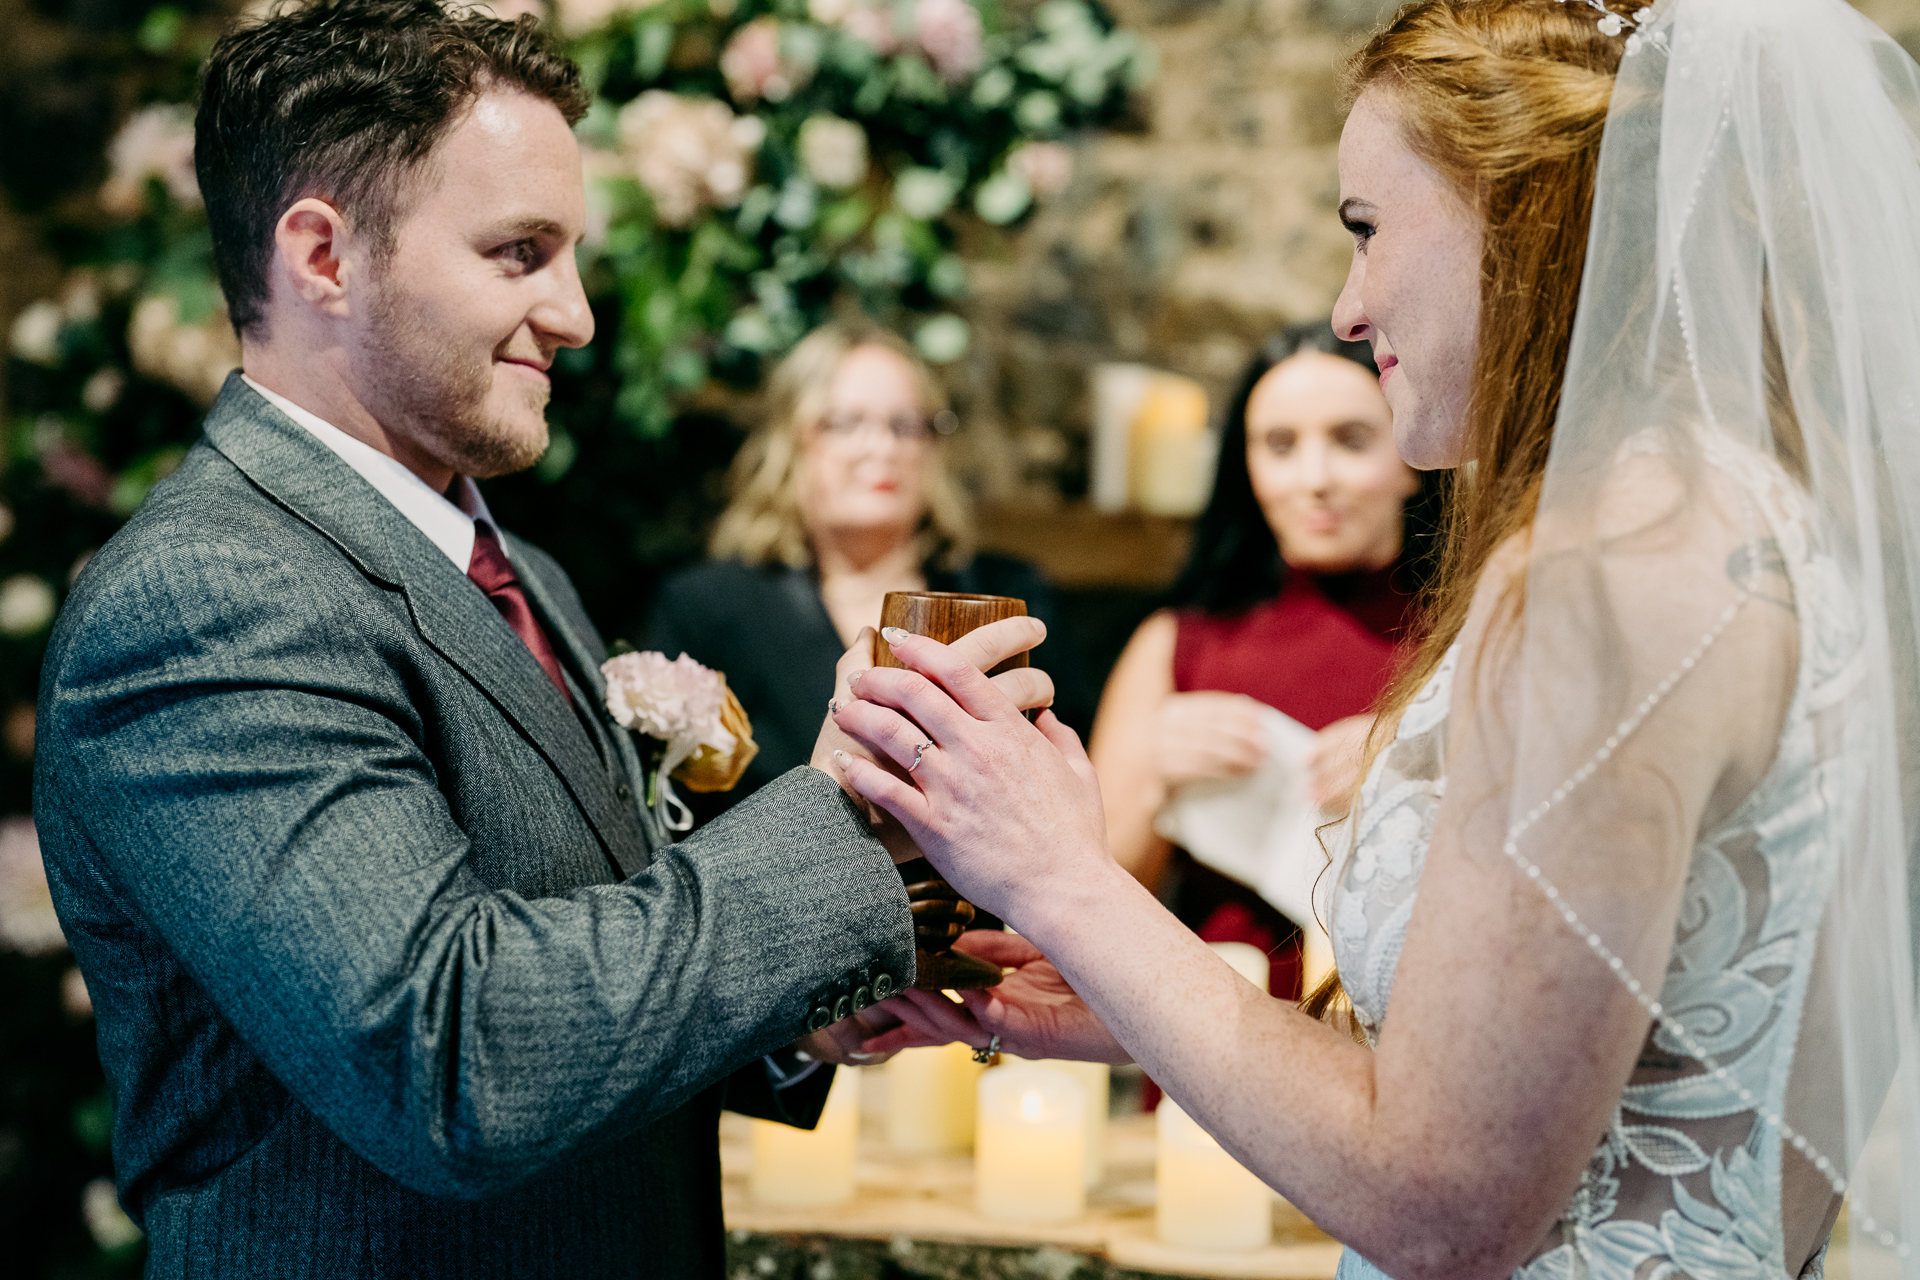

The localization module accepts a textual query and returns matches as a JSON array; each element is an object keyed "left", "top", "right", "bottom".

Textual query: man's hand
[
  {"left": 810, "top": 618, "right": 1058, "bottom": 863},
  {"left": 793, "top": 1002, "right": 915, "bottom": 1067},
  {"left": 860, "top": 932, "right": 1132, "bottom": 1065}
]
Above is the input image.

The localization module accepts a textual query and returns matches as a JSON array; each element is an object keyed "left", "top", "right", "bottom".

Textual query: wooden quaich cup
[{"left": 876, "top": 591, "right": 1025, "bottom": 991}]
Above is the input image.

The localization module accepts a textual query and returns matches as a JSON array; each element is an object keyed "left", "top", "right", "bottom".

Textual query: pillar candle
[
  {"left": 1156, "top": 1098, "right": 1272, "bottom": 1250},
  {"left": 974, "top": 1064, "right": 1087, "bottom": 1223},
  {"left": 1129, "top": 373, "right": 1213, "bottom": 517},
  {"left": 1210, "top": 940, "right": 1271, "bottom": 993},
  {"left": 1009, "top": 1055, "right": 1110, "bottom": 1185},
  {"left": 750, "top": 1066, "right": 860, "bottom": 1207},
  {"left": 884, "top": 1041, "right": 985, "bottom": 1153}
]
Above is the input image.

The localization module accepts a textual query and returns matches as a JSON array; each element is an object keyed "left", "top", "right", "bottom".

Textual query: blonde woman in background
[{"left": 646, "top": 319, "right": 1091, "bottom": 825}]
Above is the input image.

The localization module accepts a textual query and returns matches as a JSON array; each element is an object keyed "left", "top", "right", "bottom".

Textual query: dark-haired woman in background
[{"left": 1088, "top": 325, "right": 1438, "bottom": 1010}]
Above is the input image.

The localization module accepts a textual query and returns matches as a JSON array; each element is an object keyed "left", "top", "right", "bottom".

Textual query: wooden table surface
[{"left": 719, "top": 1097, "right": 1342, "bottom": 1280}]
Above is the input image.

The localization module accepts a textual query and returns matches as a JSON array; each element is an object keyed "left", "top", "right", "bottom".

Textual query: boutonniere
[{"left": 601, "top": 651, "right": 759, "bottom": 831}]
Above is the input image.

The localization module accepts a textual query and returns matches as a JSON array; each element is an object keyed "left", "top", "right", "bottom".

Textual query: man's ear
[{"left": 273, "top": 198, "right": 355, "bottom": 318}]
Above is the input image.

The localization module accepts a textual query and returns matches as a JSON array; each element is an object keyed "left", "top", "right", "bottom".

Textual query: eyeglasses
[{"left": 817, "top": 409, "right": 960, "bottom": 442}]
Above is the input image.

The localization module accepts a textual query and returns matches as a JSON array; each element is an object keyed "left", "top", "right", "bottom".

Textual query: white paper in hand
[{"left": 1151, "top": 706, "right": 1330, "bottom": 929}]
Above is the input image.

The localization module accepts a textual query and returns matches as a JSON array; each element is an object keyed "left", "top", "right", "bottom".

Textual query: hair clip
[{"left": 1553, "top": 0, "right": 1648, "bottom": 39}]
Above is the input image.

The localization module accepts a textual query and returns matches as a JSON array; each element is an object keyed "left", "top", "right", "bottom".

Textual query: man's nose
[{"left": 533, "top": 248, "right": 595, "bottom": 350}]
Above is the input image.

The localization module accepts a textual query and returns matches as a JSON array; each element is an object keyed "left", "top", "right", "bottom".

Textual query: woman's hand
[
  {"left": 861, "top": 931, "right": 1133, "bottom": 1064},
  {"left": 1306, "top": 713, "right": 1376, "bottom": 810},
  {"left": 829, "top": 629, "right": 1108, "bottom": 923},
  {"left": 1152, "top": 691, "right": 1270, "bottom": 787},
  {"left": 811, "top": 619, "right": 1058, "bottom": 863}
]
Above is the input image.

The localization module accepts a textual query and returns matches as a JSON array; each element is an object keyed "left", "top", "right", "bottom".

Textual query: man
[{"left": 33, "top": 1, "right": 1041, "bottom": 1273}]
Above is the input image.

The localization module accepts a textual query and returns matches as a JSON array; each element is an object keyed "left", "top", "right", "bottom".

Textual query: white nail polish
[{"left": 881, "top": 626, "right": 912, "bottom": 645}]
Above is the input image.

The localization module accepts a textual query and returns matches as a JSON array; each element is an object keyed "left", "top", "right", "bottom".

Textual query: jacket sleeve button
[
  {"left": 832, "top": 994, "right": 852, "bottom": 1022},
  {"left": 806, "top": 1005, "right": 832, "bottom": 1032},
  {"left": 871, "top": 972, "right": 895, "bottom": 1000},
  {"left": 617, "top": 783, "right": 633, "bottom": 801},
  {"left": 851, "top": 985, "right": 873, "bottom": 1012}
]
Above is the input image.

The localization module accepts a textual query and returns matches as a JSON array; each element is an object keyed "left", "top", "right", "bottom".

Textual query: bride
[{"left": 828, "top": 0, "right": 1920, "bottom": 1276}]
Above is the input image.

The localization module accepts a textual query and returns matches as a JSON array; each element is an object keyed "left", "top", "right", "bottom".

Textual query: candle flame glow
[{"left": 1020, "top": 1089, "right": 1045, "bottom": 1122}]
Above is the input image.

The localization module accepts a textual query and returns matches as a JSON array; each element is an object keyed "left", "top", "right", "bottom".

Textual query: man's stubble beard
[{"left": 360, "top": 278, "right": 550, "bottom": 482}]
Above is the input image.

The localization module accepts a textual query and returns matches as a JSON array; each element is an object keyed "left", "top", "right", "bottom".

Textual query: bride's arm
[{"left": 836, "top": 458, "right": 1797, "bottom": 1280}]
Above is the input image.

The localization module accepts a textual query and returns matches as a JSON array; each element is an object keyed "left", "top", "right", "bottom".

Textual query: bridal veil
[{"left": 1459, "top": 0, "right": 1920, "bottom": 1273}]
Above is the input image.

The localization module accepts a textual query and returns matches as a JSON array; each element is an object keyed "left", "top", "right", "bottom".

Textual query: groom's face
[{"left": 348, "top": 89, "right": 593, "bottom": 480}]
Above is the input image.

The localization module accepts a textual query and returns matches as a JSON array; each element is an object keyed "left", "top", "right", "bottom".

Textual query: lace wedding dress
[{"left": 1328, "top": 435, "right": 1863, "bottom": 1280}]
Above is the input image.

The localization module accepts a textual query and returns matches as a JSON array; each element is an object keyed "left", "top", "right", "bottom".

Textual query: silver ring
[
  {"left": 908, "top": 740, "right": 932, "bottom": 771},
  {"left": 971, "top": 1034, "right": 1001, "bottom": 1064}
]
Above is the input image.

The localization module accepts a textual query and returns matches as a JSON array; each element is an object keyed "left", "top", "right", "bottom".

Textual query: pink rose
[
  {"left": 840, "top": 3, "right": 901, "bottom": 54},
  {"left": 721, "top": 16, "right": 814, "bottom": 103},
  {"left": 100, "top": 105, "right": 200, "bottom": 217},
  {"left": 1008, "top": 141, "right": 1073, "bottom": 198},
  {"left": 913, "top": 0, "right": 982, "bottom": 82}
]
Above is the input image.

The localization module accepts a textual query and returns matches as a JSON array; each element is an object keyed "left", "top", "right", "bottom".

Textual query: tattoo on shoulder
[{"left": 1726, "top": 538, "right": 1795, "bottom": 610}]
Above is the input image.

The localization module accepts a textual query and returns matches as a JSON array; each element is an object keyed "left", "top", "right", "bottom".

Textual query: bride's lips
[{"left": 1377, "top": 355, "right": 1399, "bottom": 386}]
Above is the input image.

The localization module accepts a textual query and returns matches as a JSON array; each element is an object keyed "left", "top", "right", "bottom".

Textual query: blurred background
[{"left": 5, "top": 0, "right": 1917, "bottom": 1274}]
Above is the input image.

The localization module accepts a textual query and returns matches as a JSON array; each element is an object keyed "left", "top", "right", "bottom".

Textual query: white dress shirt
[{"left": 242, "top": 375, "right": 496, "bottom": 571}]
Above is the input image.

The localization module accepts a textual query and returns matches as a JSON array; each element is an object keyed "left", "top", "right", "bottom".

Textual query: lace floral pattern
[{"left": 1329, "top": 438, "right": 1863, "bottom": 1279}]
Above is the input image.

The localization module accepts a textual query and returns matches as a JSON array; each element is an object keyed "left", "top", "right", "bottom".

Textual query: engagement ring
[
  {"left": 971, "top": 1035, "right": 1000, "bottom": 1064},
  {"left": 909, "top": 740, "right": 932, "bottom": 771}
]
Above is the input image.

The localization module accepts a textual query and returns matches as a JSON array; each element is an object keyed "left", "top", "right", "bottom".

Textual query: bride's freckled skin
[{"left": 1331, "top": 89, "right": 1485, "bottom": 471}]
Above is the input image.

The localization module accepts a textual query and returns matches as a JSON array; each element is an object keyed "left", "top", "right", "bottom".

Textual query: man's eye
[{"left": 497, "top": 240, "right": 540, "bottom": 269}]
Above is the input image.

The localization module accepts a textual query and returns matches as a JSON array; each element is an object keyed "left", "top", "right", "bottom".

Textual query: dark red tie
[{"left": 468, "top": 520, "right": 573, "bottom": 708}]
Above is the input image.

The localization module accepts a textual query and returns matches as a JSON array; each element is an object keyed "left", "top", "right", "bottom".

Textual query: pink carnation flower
[{"left": 602, "top": 651, "right": 736, "bottom": 758}]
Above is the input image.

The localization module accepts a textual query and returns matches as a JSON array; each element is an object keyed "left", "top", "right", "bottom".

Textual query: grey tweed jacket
[{"left": 33, "top": 375, "right": 916, "bottom": 1277}]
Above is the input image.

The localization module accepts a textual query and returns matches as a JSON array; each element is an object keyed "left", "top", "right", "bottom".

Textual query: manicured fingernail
[
  {"left": 848, "top": 670, "right": 863, "bottom": 688},
  {"left": 833, "top": 749, "right": 851, "bottom": 766},
  {"left": 793, "top": 1049, "right": 814, "bottom": 1063},
  {"left": 827, "top": 698, "right": 840, "bottom": 713},
  {"left": 881, "top": 626, "right": 911, "bottom": 645}
]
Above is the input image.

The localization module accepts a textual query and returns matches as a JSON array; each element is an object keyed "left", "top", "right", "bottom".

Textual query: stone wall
[{"left": 954, "top": 0, "right": 1920, "bottom": 506}]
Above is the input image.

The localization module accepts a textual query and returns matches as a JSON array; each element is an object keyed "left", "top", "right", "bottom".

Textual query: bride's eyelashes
[{"left": 1341, "top": 215, "right": 1377, "bottom": 251}]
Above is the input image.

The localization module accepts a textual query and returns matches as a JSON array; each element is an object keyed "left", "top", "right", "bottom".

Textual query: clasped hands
[{"left": 798, "top": 618, "right": 1126, "bottom": 1067}]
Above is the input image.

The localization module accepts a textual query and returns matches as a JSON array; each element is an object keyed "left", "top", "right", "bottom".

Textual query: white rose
[
  {"left": 797, "top": 114, "right": 869, "bottom": 191},
  {"left": 9, "top": 301, "right": 62, "bottom": 367},
  {"left": 893, "top": 166, "right": 957, "bottom": 219}
]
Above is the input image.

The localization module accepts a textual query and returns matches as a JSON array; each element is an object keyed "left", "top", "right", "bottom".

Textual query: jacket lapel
[
  {"left": 505, "top": 541, "right": 664, "bottom": 868},
  {"left": 201, "top": 374, "right": 649, "bottom": 878}
]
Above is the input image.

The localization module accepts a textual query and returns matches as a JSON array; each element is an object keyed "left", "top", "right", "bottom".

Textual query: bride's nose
[{"left": 1333, "top": 256, "right": 1371, "bottom": 346}]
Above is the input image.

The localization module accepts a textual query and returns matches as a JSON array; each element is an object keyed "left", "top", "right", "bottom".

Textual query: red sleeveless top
[{"left": 1171, "top": 565, "right": 1416, "bottom": 728}]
